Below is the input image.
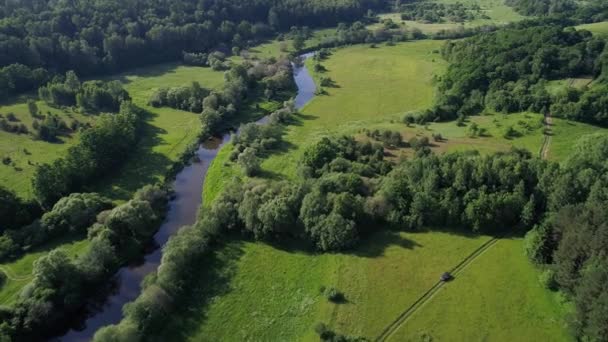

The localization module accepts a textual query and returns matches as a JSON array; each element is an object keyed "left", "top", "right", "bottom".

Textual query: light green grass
[
  {"left": 391, "top": 238, "right": 572, "bottom": 342},
  {"left": 546, "top": 77, "right": 594, "bottom": 96},
  {"left": 246, "top": 28, "right": 337, "bottom": 59},
  {"left": 0, "top": 99, "right": 94, "bottom": 199},
  {"left": 262, "top": 40, "right": 445, "bottom": 179},
  {"left": 374, "top": 0, "right": 525, "bottom": 34},
  {"left": 577, "top": 21, "right": 608, "bottom": 36},
  {"left": 164, "top": 230, "right": 492, "bottom": 341},
  {"left": 0, "top": 236, "right": 89, "bottom": 305}
]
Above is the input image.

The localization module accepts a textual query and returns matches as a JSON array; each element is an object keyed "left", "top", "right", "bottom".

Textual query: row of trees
[
  {"left": 0, "top": 186, "right": 41, "bottom": 234},
  {"left": 32, "top": 102, "right": 144, "bottom": 208},
  {"left": 38, "top": 71, "right": 130, "bottom": 113},
  {"left": 398, "top": 2, "right": 484, "bottom": 23},
  {"left": 149, "top": 81, "right": 210, "bottom": 113},
  {"left": 432, "top": 22, "right": 608, "bottom": 125},
  {"left": 0, "top": 185, "right": 168, "bottom": 341},
  {"left": 0, "top": 0, "right": 385, "bottom": 98},
  {"left": 0, "top": 193, "right": 111, "bottom": 261}
]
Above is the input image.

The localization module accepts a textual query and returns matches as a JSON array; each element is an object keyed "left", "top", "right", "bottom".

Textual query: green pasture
[{"left": 390, "top": 238, "right": 572, "bottom": 342}]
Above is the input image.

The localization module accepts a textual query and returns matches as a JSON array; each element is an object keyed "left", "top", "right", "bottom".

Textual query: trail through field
[
  {"left": 375, "top": 238, "right": 500, "bottom": 342},
  {"left": 540, "top": 112, "right": 552, "bottom": 160}
]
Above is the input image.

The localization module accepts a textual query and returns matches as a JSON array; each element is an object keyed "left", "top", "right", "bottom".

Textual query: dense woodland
[
  {"left": 0, "top": 0, "right": 385, "bottom": 99},
  {"left": 505, "top": 0, "right": 608, "bottom": 21},
  {"left": 433, "top": 22, "right": 608, "bottom": 125}
]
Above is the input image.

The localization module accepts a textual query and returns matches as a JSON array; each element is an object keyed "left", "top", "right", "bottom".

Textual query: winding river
[{"left": 58, "top": 53, "right": 316, "bottom": 341}]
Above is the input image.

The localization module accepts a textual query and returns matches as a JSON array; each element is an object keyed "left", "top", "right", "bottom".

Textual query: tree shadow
[
  {"left": 108, "top": 62, "right": 184, "bottom": 85},
  {"left": 156, "top": 239, "right": 247, "bottom": 341}
]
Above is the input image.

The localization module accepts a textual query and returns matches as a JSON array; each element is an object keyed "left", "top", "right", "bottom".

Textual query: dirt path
[
  {"left": 540, "top": 112, "right": 553, "bottom": 160},
  {"left": 375, "top": 238, "right": 500, "bottom": 342}
]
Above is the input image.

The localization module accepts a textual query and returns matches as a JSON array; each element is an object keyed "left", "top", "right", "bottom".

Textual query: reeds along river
[{"left": 57, "top": 52, "right": 317, "bottom": 342}]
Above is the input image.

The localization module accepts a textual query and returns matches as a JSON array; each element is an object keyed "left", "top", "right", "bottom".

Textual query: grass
[
  {"left": 94, "top": 63, "right": 225, "bottom": 201},
  {"left": 577, "top": 21, "right": 608, "bottom": 36},
  {"left": 261, "top": 40, "right": 445, "bottom": 179},
  {"left": 0, "top": 235, "right": 89, "bottom": 305},
  {"left": 546, "top": 77, "right": 594, "bottom": 96},
  {"left": 160, "top": 230, "right": 494, "bottom": 341},
  {"left": 390, "top": 238, "right": 572, "bottom": 342},
  {"left": 0, "top": 99, "right": 94, "bottom": 199},
  {"left": 245, "top": 28, "right": 337, "bottom": 59},
  {"left": 373, "top": 0, "right": 525, "bottom": 34}
]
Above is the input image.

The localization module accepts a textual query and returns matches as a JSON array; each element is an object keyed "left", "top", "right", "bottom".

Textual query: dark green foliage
[
  {"left": 505, "top": 0, "right": 608, "bottom": 22},
  {"left": 0, "top": 193, "right": 110, "bottom": 261},
  {"left": 324, "top": 287, "right": 345, "bottom": 303},
  {"left": 0, "top": 0, "right": 386, "bottom": 97},
  {"left": 149, "top": 82, "right": 210, "bottom": 113},
  {"left": 1, "top": 185, "right": 167, "bottom": 341},
  {"left": 32, "top": 102, "right": 143, "bottom": 208},
  {"left": 434, "top": 24, "right": 608, "bottom": 125},
  {"left": 399, "top": 2, "right": 483, "bottom": 23},
  {"left": 0, "top": 186, "right": 40, "bottom": 233},
  {"left": 39, "top": 71, "right": 129, "bottom": 113}
]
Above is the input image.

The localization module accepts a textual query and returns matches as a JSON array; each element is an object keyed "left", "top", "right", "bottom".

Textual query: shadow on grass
[
  {"left": 92, "top": 109, "right": 173, "bottom": 201},
  {"left": 155, "top": 239, "right": 247, "bottom": 341},
  {"left": 108, "top": 62, "right": 183, "bottom": 86}
]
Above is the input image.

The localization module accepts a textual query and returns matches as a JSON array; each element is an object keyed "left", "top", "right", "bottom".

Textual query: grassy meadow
[
  {"left": 0, "top": 100, "right": 94, "bottom": 199},
  {"left": 373, "top": 0, "right": 525, "bottom": 34},
  {"left": 577, "top": 21, "right": 608, "bottom": 36},
  {"left": 159, "top": 230, "right": 493, "bottom": 341},
  {"left": 390, "top": 239, "right": 572, "bottom": 342}
]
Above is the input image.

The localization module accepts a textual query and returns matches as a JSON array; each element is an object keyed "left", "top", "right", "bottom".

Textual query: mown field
[
  {"left": 159, "top": 230, "right": 492, "bottom": 341},
  {"left": 390, "top": 239, "right": 572, "bottom": 342}
]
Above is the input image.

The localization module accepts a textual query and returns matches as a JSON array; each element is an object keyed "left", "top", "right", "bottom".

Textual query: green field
[
  {"left": 0, "top": 99, "right": 94, "bottom": 198},
  {"left": 390, "top": 239, "right": 572, "bottom": 342},
  {"left": 577, "top": 21, "right": 608, "bottom": 36},
  {"left": 160, "top": 230, "right": 493, "bottom": 341},
  {"left": 373, "top": 0, "right": 525, "bottom": 34},
  {"left": 0, "top": 236, "right": 89, "bottom": 305}
]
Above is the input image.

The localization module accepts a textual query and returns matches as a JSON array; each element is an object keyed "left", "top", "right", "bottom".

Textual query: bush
[
  {"left": 538, "top": 269, "right": 558, "bottom": 291},
  {"left": 324, "top": 287, "right": 345, "bottom": 303}
]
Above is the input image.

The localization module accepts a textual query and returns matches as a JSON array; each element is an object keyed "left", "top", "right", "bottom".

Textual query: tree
[
  {"left": 27, "top": 100, "right": 38, "bottom": 117},
  {"left": 237, "top": 148, "right": 261, "bottom": 176}
]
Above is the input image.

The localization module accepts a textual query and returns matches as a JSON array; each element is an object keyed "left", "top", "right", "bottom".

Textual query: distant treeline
[
  {"left": 430, "top": 21, "right": 608, "bottom": 126},
  {"left": 97, "top": 131, "right": 608, "bottom": 342},
  {"left": 0, "top": 0, "right": 385, "bottom": 100},
  {"left": 505, "top": 0, "right": 608, "bottom": 21}
]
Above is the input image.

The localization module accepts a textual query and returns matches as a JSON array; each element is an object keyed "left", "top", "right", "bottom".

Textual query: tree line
[
  {"left": 0, "top": 0, "right": 385, "bottom": 100},
  {"left": 505, "top": 0, "right": 608, "bottom": 22},
  {"left": 431, "top": 21, "right": 608, "bottom": 126},
  {"left": 0, "top": 185, "right": 169, "bottom": 341}
]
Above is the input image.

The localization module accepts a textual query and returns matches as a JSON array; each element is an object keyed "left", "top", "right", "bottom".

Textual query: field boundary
[
  {"left": 375, "top": 237, "right": 499, "bottom": 342},
  {"left": 0, "top": 266, "right": 31, "bottom": 281}
]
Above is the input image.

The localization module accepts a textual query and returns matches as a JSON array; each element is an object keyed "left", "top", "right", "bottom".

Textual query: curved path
[{"left": 375, "top": 238, "right": 499, "bottom": 342}]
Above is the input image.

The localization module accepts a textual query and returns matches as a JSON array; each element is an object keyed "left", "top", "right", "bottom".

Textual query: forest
[
  {"left": 0, "top": 0, "right": 385, "bottom": 98},
  {"left": 433, "top": 22, "right": 608, "bottom": 125}
]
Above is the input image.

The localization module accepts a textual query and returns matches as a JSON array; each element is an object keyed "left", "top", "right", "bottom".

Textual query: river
[{"left": 57, "top": 52, "right": 316, "bottom": 341}]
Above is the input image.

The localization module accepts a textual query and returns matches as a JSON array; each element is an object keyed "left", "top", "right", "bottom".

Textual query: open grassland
[
  {"left": 0, "top": 236, "right": 89, "bottom": 305},
  {"left": 390, "top": 238, "right": 572, "bottom": 342},
  {"left": 262, "top": 40, "right": 445, "bottom": 179},
  {"left": 161, "top": 230, "right": 494, "bottom": 341},
  {"left": 577, "top": 21, "right": 608, "bottom": 36},
  {"left": 0, "top": 100, "right": 94, "bottom": 199},
  {"left": 374, "top": 0, "right": 524, "bottom": 34}
]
